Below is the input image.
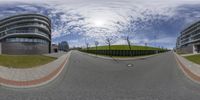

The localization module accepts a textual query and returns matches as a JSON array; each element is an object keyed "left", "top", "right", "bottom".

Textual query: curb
[
  {"left": 0, "top": 52, "right": 71, "bottom": 88},
  {"left": 174, "top": 52, "right": 200, "bottom": 84}
]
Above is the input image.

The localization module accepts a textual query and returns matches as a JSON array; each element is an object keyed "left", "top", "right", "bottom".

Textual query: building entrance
[{"left": 195, "top": 44, "right": 200, "bottom": 53}]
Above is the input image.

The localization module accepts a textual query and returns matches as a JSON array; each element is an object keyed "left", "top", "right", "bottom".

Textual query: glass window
[
  {"left": 5, "top": 37, "right": 48, "bottom": 44},
  {"left": 33, "top": 39, "right": 37, "bottom": 42},
  {"left": 11, "top": 38, "right": 14, "bottom": 42}
]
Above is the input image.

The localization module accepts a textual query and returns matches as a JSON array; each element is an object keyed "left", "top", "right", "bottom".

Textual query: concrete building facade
[
  {"left": 176, "top": 21, "right": 200, "bottom": 54},
  {"left": 0, "top": 14, "right": 51, "bottom": 55},
  {"left": 51, "top": 44, "right": 58, "bottom": 53},
  {"left": 58, "top": 41, "right": 69, "bottom": 52}
]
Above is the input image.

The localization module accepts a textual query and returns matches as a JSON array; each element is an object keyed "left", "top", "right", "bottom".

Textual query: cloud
[{"left": 0, "top": 0, "right": 200, "bottom": 48}]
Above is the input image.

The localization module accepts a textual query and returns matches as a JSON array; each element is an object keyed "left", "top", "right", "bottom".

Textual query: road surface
[{"left": 1, "top": 51, "right": 200, "bottom": 100}]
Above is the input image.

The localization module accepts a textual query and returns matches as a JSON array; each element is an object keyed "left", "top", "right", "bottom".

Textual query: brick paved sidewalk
[
  {"left": 0, "top": 51, "right": 71, "bottom": 88},
  {"left": 174, "top": 52, "right": 200, "bottom": 84}
]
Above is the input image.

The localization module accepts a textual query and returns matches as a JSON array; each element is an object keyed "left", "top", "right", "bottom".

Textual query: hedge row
[{"left": 80, "top": 50, "right": 168, "bottom": 56}]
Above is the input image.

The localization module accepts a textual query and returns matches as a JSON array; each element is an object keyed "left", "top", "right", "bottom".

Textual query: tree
[
  {"left": 115, "top": 19, "right": 134, "bottom": 51},
  {"left": 145, "top": 43, "right": 147, "bottom": 46},
  {"left": 126, "top": 36, "right": 131, "bottom": 50},
  {"left": 105, "top": 37, "right": 113, "bottom": 51},
  {"left": 85, "top": 39, "right": 89, "bottom": 51},
  {"left": 86, "top": 42, "right": 89, "bottom": 51},
  {"left": 94, "top": 41, "right": 99, "bottom": 55},
  {"left": 105, "top": 37, "right": 114, "bottom": 56},
  {"left": 124, "top": 36, "right": 133, "bottom": 56}
]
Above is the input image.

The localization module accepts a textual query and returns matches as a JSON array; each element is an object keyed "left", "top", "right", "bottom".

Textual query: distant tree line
[{"left": 84, "top": 36, "right": 133, "bottom": 53}]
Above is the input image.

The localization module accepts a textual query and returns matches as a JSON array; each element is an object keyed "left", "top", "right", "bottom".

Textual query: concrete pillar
[{"left": 193, "top": 44, "right": 197, "bottom": 54}]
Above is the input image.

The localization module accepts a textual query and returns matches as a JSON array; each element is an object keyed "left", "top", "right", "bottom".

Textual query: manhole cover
[{"left": 127, "top": 64, "right": 133, "bottom": 67}]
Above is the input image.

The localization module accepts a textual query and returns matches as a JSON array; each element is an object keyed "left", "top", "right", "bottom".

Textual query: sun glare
[{"left": 93, "top": 19, "right": 106, "bottom": 27}]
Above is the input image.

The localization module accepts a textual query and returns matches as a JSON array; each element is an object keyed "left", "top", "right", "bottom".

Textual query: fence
[{"left": 80, "top": 50, "right": 168, "bottom": 57}]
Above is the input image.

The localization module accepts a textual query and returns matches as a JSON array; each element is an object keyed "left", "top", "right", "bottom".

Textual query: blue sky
[{"left": 0, "top": 0, "right": 200, "bottom": 49}]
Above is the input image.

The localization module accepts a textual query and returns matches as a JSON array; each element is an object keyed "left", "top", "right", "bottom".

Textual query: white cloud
[{"left": 0, "top": 0, "right": 200, "bottom": 48}]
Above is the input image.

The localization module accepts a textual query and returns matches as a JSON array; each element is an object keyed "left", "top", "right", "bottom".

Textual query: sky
[{"left": 0, "top": 0, "right": 200, "bottom": 49}]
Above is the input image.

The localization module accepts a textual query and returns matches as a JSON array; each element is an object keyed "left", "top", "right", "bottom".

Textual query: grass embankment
[
  {"left": 184, "top": 54, "right": 200, "bottom": 64},
  {"left": 82, "top": 45, "right": 166, "bottom": 58},
  {"left": 0, "top": 55, "right": 56, "bottom": 68},
  {"left": 89, "top": 53, "right": 157, "bottom": 58},
  {"left": 176, "top": 51, "right": 188, "bottom": 55},
  {"left": 87, "top": 45, "right": 164, "bottom": 50}
]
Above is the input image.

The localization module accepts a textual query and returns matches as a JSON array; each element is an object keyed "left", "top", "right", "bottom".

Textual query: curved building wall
[
  {"left": 0, "top": 14, "right": 51, "bottom": 54},
  {"left": 2, "top": 42, "right": 49, "bottom": 55}
]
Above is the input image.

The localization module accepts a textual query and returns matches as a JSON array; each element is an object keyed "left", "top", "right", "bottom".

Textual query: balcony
[
  {"left": 6, "top": 29, "right": 50, "bottom": 39},
  {"left": 0, "top": 19, "right": 50, "bottom": 30},
  {"left": 0, "top": 15, "right": 50, "bottom": 26},
  {"left": 0, "top": 23, "right": 51, "bottom": 35}
]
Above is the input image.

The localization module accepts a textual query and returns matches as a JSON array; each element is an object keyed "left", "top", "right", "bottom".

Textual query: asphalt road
[{"left": 1, "top": 51, "right": 200, "bottom": 100}]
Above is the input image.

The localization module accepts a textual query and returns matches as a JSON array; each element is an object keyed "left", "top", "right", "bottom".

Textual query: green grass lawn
[
  {"left": 176, "top": 51, "right": 188, "bottom": 55},
  {"left": 86, "top": 45, "right": 165, "bottom": 50},
  {"left": 0, "top": 55, "right": 56, "bottom": 68},
  {"left": 185, "top": 54, "right": 200, "bottom": 64}
]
